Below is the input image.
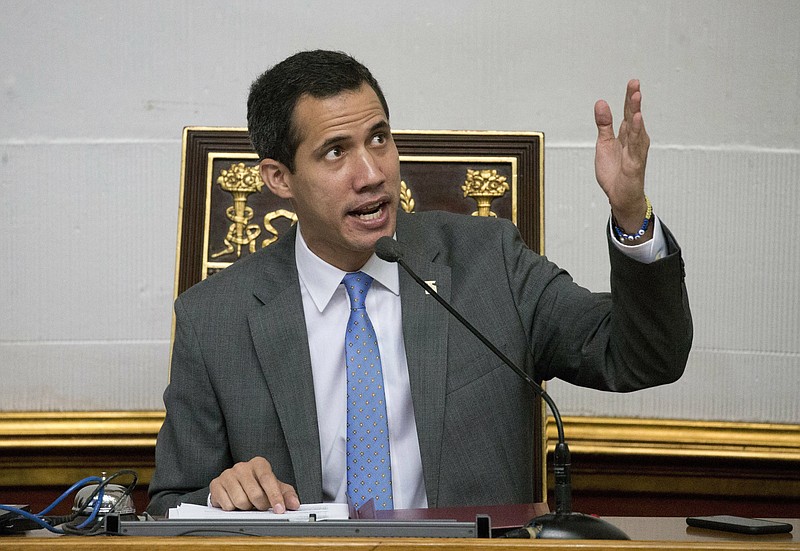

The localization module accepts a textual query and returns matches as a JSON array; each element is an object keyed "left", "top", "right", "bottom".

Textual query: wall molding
[
  {"left": 547, "top": 416, "right": 800, "bottom": 461},
  {"left": 0, "top": 411, "right": 161, "bottom": 487},
  {"left": 0, "top": 411, "right": 163, "bottom": 450},
  {"left": 2, "top": 412, "right": 798, "bottom": 488}
]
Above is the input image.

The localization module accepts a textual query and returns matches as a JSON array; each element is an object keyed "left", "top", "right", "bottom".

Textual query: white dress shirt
[
  {"left": 295, "top": 228, "right": 428, "bottom": 509},
  {"left": 609, "top": 214, "right": 667, "bottom": 263}
]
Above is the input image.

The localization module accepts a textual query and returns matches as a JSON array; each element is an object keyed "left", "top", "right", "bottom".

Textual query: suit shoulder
[
  {"left": 413, "top": 209, "right": 514, "bottom": 234},
  {"left": 176, "top": 238, "right": 294, "bottom": 308},
  {"left": 410, "top": 210, "right": 518, "bottom": 250}
]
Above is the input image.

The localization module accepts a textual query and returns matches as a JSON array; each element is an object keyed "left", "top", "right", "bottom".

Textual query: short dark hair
[{"left": 247, "top": 50, "right": 390, "bottom": 172}]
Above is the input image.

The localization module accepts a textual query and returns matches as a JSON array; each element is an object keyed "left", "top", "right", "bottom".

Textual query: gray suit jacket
[{"left": 147, "top": 210, "right": 692, "bottom": 515}]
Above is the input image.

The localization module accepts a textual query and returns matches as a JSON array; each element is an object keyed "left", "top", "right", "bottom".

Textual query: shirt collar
[{"left": 294, "top": 223, "right": 400, "bottom": 313}]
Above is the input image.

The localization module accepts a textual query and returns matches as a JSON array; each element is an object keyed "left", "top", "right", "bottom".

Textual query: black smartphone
[{"left": 686, "top": 515, "right": 793, "bottom": 535}]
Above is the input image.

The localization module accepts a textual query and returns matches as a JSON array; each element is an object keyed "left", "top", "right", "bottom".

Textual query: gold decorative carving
[
  {"left": 400, "top": 180, "right": 415, "bottom": 213},
  {"left": 262, "top": 209, "right": 298, "bottom": 248},
  {"left": 462, "top": 169, "right": 509, "bottom": 217},
  {"left": 210, "top": 162, "right": 265, "bottom": 259}
]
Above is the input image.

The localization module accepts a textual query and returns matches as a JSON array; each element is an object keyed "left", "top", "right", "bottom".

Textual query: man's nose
[{"left": 353, "top": 149, "right": 384, "bottom": 190}]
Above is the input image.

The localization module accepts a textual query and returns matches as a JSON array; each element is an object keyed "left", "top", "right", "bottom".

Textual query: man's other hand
[
  {"left": 209, "top": 456, "right": 301, "bottom": 512},
  {"left": 594, "top": 79, "right": 651, "bottom": 234}
]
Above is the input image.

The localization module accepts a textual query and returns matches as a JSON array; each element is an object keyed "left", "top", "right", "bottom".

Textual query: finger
[
  {"left": 221, "top": 457, "right": 283, "bottom": 511},
  {"left": 628, "top": 110, "right": 646, "bottom": 140},
  {"left": 212, "top": 491, "right": 236, "bottom": 511},
  {"left": 239, "top": 467, "right": 273, "bottom": 511},
  {"left": 281, "top": 483, "right": 301, "bottom": 511},
  {"left": 210, "top": 475, "right": 238, "bottom": 510},
  {"left": 628, "top": 91, "right": 642, "bottom": 130},
  {"left": 627, "top": 111, "right": 650, "bottom": 166},
  {"left": 623, "top": 79, "right": 641, "bottom": 123},
  {"left": 621, "top": 83, "right": 643, "bottom": 149},
  {"left": 209, "top": 481, "right": 233, "bottom": 510},
  {"left": 253, "top": 463, "right": 292, "bottom": 513},
  {"left": 624, "top": 87, "right": 650, "bottom": 160},
  {"left": 214, "top": 476, "right": 254, "bottom": 511},
  {"left": 594, "top": 99, "right": 615, "bottom": 143},
  {"left": 211, "top": 459, "right": 272, "bottom": 511}
]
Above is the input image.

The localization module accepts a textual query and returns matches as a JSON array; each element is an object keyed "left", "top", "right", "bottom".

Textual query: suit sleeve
[
  {"left": 505, "top": 220, "right": 692, "bottom": 391},
  {"left": 146, "top": 296, "right": 234, "bottom": 516}
]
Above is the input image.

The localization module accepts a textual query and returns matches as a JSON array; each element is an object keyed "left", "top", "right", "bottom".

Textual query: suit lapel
[
  {"left": 247, "top": 227, "right": 323, "bottom": 502},
  {"left": 241, "top": 214, "right": 452, "bottom": 506},
  {"left": 396, "top": 212, "right": 450, "bottom": 508}
]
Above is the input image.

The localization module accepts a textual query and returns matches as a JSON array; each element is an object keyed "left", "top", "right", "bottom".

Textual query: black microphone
[{"left": 375, "top": 236, "right": 628, "bottom": 540}]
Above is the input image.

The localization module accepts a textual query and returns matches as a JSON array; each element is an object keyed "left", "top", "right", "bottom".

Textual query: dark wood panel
[
  {"left": 4, "top": 450, "right": 798, "bottom": 519},
  {"left": 549, "top": 452, "right": 800, "bottom": 518}
]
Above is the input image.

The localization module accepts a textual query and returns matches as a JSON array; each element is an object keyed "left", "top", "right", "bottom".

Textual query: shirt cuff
[{"left": 608, "top": 214, "right": 667, "bottom": 264}]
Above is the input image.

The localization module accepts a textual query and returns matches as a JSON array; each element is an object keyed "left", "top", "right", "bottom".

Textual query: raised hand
[{"left": 594, "top": 79, "right": 651, "bottom": 236}]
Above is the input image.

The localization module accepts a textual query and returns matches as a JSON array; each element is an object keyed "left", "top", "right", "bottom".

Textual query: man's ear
[{"left": 259, "top": 158, "right": 293, "bottom": 199}]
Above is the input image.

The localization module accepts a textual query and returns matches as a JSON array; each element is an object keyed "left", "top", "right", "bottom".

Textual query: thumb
[{"left": 594, "top": 99, "right": 615, "bottom": 143}]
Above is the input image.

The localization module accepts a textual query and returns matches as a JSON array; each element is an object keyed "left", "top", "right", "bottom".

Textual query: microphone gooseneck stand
[{"left": 375, "top": 237, "right": 629, "bottom": 540}]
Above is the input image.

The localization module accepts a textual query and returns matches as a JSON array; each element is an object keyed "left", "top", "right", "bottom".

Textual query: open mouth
[{"left": 349, "top": 201, "right": 385, "bottom": 221}]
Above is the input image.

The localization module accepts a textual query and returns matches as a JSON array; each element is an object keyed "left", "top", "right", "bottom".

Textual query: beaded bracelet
[{"left": 613, "top": 196, "right": 653, "bottom": 242}]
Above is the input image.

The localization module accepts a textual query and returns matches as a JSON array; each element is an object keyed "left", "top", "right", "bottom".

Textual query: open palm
[{"left": 594, "top": 79, "right": 650, "bottom": 227}]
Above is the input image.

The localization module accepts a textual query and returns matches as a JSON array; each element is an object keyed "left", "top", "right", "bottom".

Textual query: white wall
[{"left": 1, "top": 1, "right": 798, "bottom": 423}]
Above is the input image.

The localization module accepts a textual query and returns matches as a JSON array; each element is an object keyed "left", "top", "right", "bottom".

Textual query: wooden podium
[{"left": 3, "top": 517, "right": 798, "bottom": 550}]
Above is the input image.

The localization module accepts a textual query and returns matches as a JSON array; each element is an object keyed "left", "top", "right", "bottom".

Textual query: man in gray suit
[{"left": 147, "top": 50, "right": 692, "bottom": 516}]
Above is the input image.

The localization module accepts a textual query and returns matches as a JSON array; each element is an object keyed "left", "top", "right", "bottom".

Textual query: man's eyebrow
[
  {"left": 315, "top": 132, "right": 353, "bottom": 156},
  {"left": 369, "top": 120, "right": 391, "bottom": 134},
  {"left": 314, "top": 120, "right": 392, "bottom": 156}
]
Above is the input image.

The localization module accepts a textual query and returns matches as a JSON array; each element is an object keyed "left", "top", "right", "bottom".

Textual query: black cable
[
  {"left": 59, "top": 470, "right": 138, "bottom": 535},
  {"left": 2, "top": 470, "right": 139, "bottom": 535}
]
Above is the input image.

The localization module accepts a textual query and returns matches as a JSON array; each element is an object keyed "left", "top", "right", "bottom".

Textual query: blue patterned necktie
[{"left": 343, "top": 271, "right": 393, "bottom": 510}]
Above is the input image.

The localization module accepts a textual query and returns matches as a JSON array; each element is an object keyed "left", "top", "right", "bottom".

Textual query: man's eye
[
  {"left": 325, "top": 147, "right": 343, "bottom": 160},
  {"left": 372, "top": 134, "right": 386, "bottom": 145}
]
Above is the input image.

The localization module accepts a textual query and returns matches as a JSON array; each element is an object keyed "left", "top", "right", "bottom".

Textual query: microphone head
[{"left": 375, "top": 236, "right": 402, "bottom": 263}]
